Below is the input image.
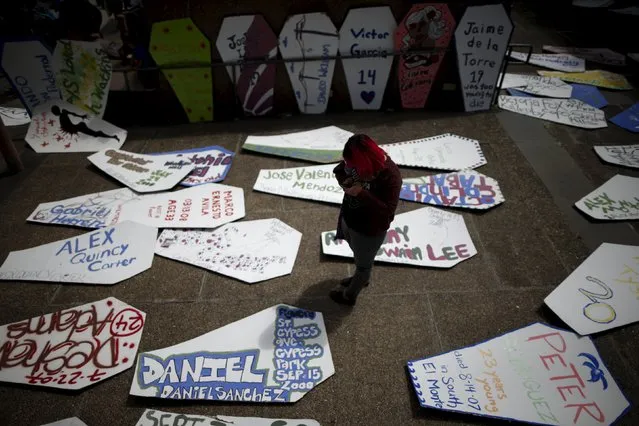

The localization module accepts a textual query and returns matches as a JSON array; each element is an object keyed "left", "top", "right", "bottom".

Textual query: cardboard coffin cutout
[
  {"left": 322, "top": 207, "right": 477, "bottom": 268},
  {"left": 150, "top": 146, "right": 235, "bottom": 186},
  {"left": 136, "top": 410, "right": 320, "bottom": 426},
  {"left": 130, "top": 304, "right": 335, "bottom": 402},
  {"left": 216, "top": 15, "right": 278, "bottom": 116},
  {"left": 609, "top": 103, "right": 639, "bottom": 133},
  {"left": 0, "top": 106, "right": 30, "bottom": 126},
  {"left": 395, "top": 4, "right": 455, "bottom": 109},
  {"left": 542, "top": 45, "right": 625, "bottom": 66},
  {"left": 509, "top": 52, "right": 585, "bottom": 72},
  {"left": 40, "top": 419, "right": 88, "bottom": 426},
  {"left": 383, "top": 134, "right": 486, "bottom": 170},
  {"left": 545, "top": 243, "right": 639, "bottom": 335},
  {"left": 0, "top": 39, "right": 60, "bottom": 114},
  {"left": 26, "top": 101, "right": 126, "bottom": 153},
  {"left": 499, "top": 73, "right": 572, "bottom": 98},
  {"left": 575, "top": 175, "right": 639, "bottom": 220},
  {"left": 408, "top": 322, "right": 630, "bottom": 425},
  {"left": 594, "top": 144, "right": 639, "bottom": 169},
  {"left": 498, "top": 96, "right": 607, "bottom": 129},
  {"left": 108, "top": 184, "right": 245, "bottom": 229},
  {"left": 88, "top": 149, "right": 195, "bottom": 193},
  {"left": 150, "top": 18, "right": 213, "bottom": 122},
  {"left": 155, "top": 219, "right": 302, "bottom": 284},
  {"left": 339, "top": 6, "right": 396, "bottom": 110},
  {"left": 455, "top": 4, "right": 513, "bottom": 112},
  {"left": 253, "top": 163, "right": 342, "bottom": 204},
  {"left": 538, "top": 70, "right": 632, "bottom": 90},
  {"left": 0, "top": 297, "right": 145, "bottom": 390},
  {"left": 243, "top": 125, "right": 353, "bottom": 163},
  {"left": 402, "top": 171, "right": 504, "bottom": 210},
  {"left": 27, "top": 188, "right": 143, "bottom": 229},
  {"left": 279, "top": 13, "right": 339, "bottom": 114},
  {"left": 53, "top": 40, "right": 112, "bottom": 118},
  {"left": 0, "top": 221, "right": 156, "bottom": 285}
]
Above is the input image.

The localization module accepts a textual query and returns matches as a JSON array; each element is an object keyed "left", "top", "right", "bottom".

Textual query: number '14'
[{"left": 358, "top": 69, "right": 376, "bottom": 85}]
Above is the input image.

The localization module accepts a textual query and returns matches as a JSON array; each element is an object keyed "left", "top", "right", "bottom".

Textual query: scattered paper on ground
[
  {"left": 322, "top": 206, "right": 476, "bottom": 268},
  {"left": 254, "top": 163, "right": 342, "bottom": 204},
  {"left": 408, "top": 322, "right": 630, "bottom": 424},
  {"left": 455, "top": 4, "right": 513, "bottom": 112},
  {"left": 53, "top": 40, "right": 112, "bottom": 118},
  {"left": 88, "top": 148, "right": 195, "bottom": 192},
  {"left": 499, "top": 73, "right": 572, "bottom": 97},
  {"left": 594, "top": 144, "right": 639, "bottom": 169},
  {"left": 243, "top": 126, "right": 353, "bottom": 163},
  {"left": 130, "top": 304, "right": 334, "bottom": 402},
  {"left": 41, "top": 418, "right": 88, "bottom": 426},
  {"left": 570, "top": 83, "right": 608, "bottom": 109},
  {"left": 27, "top": 188, "right": 143, "bottom": 228},
  {"left": 0, "top": 221, "right": 156, "bottom": 285},
  {"left": 402, "top": 171, "right": 504, "bottom": 210},
  {"left": 575, "top": 175, "right": 639, "bottom": 220},
  {"left": 26, "top": 102, "right": 126, "bottom": 153},
  {"left": 545, "top": 243, "right": 639, "bottom": 335},
  {"left": 136, "top": 410, "right": 320, "bottom": 426},
  {"left": 150, "top": 145, "right": 235, "bottom": 186},
  {"left": 383, "top": 134, "right": 486, "bottom": 170},
  {"left": 609, "top": 103, "right": 639, "bottom": 133},
  {"left": 538, "top": 70, "right": 632, "bottom": 90},
  {"left": 0, "top": 106, "right": 30, "bottom": 126},
  {"left": 0, "top": 298, "right": 145, "bottom": 389},
  {"left": 156, "top": 219, "right": 301, "bottom": 283},
  {"left": 509, "top": 51, "right": 585, "bottom": 72},
  {"left": 498, "top": 96, "right": 607, "bottom": 129},
  {"left": 543, "top": 45, "right": 625, "bottom": 66},
  {"left": 108, "top": 184, "right": 245, "bottom": 228}
]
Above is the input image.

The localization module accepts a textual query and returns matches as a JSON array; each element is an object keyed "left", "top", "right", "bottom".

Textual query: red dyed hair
[{"left": 342, "top": 134, "right": 387, "bottom": 180}]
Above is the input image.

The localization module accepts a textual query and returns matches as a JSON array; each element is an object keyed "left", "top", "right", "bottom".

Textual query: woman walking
[{"left": 330, "top": 134, "right": 402, "bottom": 306}]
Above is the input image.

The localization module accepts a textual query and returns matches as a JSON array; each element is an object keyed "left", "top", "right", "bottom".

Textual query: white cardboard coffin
[
  {"left": 499, "top": 73, "right": 573, "bottom": 97},
  {"left": 383, "top": 134, "right": 486, "bottom": 170},
  {"left": 27, "top": 188, "right": 143, "bottom": 229},
  {"left": 279, "top": 13, "right": 339, "bottom": 114},
  {"left": 455, "top": 4, "right": 514, "bottom": 112},
  {"left": 0, "top": 297, "right": 145, "bottom": 390},
  {"left": 322, "top": 207, "right": 477, "bottom": 268},
  {"left": 26, "top": 102, "right": 126, "bottom": 153},
  {"left": 130, "top": 304, "right": 334, "bottom": 402},
  {"left": 243, "top": 125, "right": 353, "bottom": 163},
  {"left": 53, "top": 40, "right": 112, "bottom": 118},
  {"left": 136, "top": 410, "right": 320, "bottom": 426},
  {"left": 402, "top": 171, "right": 504, "bottom": 210},
  {"left": 88, "top": 149, "right": 195, "bottom": 193},
  {"left": 0, "top": 221, "right": 156, "bottom": 285},
  {"left": 109, "top": 184, "right": 245, "bottom": 229},
  {"left": 338, "top": 7, "right": 396, "bottom": 111},
  {"left": 543, "top": 45, "right": 625, "bottom": 66},
  {"left": 253, "top": 163, "right": 342, "bottom": 204},
  {"left": 408, "top": 322, "right": 630, "bottom": 425},
  {"left": 0, "top": 39, "right": 60, "bottom": 114},
  {"left": 499, "top": 96, "right": 607, "bottom": 129},
  {"left": 150, "top": 145, "right": 235, "bottom": 186},
  {"left": 41, "top": 418, "right": 88, "bottom": 426},
  {"left": 155, "top": 219, "right": 302, "bottom": 284},
  {"left": 545, "top": 243, "right": 639, "bottom": 335},
  {"left": 0, "top": 106, "right": 30, "bottom": 126},
  {"left": 509, "top": 51, "right": 585, "bottom": 72},
  {"left": 594, "top": 145, "right": 639, "bottom": 169},
  {"left": 575, "top": 175, "right": 639, "bottom": 220}
]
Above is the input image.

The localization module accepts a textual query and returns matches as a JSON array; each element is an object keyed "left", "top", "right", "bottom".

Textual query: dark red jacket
[{"left": 334, "top": 157, "right": 402, "bottom": 237}]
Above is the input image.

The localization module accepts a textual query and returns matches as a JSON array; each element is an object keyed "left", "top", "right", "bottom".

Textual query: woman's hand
[
  {"left": 340, "top": 177, "right": 354, "bottom": 188},
  {"left": 343, "top": 182, "right": 363, "bottom": 196}
]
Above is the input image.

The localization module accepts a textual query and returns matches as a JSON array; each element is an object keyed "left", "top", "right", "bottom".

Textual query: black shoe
[
  {"left": 330, "top": 289, "right": 356, "bottom": 306},
  {"left": 340, "top": 277, "right": 369, "bottom": 287}
]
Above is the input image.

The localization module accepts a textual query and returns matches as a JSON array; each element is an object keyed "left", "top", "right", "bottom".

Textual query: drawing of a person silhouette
[{"left": 51, "top": 105, "right": 120, "bottom": 141}]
